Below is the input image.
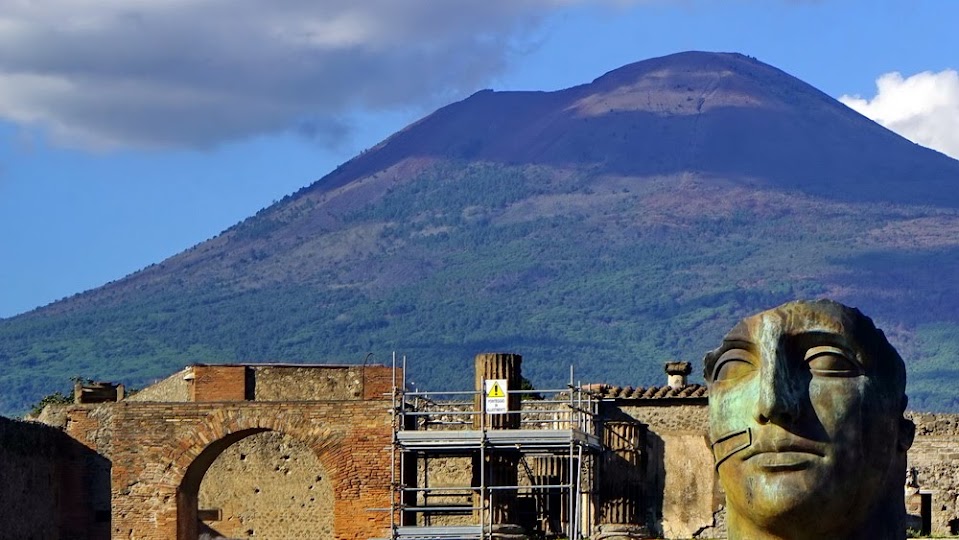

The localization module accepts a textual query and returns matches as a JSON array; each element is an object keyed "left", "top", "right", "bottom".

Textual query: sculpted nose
[{"left": 755, "top": 355, "right": 801, "bottom": 426}]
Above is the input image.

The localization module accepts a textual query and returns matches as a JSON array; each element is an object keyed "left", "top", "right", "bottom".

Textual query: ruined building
[{"left": 1, "top": 354, "right": 957, "bottom": 539}]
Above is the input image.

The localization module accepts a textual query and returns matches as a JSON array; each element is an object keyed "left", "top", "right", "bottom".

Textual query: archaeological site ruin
[{"left": 2, "top": 352, "right": 958, "bottom": 539}]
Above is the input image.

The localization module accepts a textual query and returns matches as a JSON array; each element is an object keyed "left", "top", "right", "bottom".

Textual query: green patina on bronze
[{"left": 705, "top": 300, "right": 915, "bottom": 540}]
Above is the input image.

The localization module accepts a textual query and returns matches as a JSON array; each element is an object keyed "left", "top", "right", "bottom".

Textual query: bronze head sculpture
[{"left": 705, "top": 300, "right": 915, "bottom": 539}]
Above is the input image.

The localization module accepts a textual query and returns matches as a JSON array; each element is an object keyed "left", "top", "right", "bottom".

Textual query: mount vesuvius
[{"left": 3, "top": 51, "right": 959, "bottom": 415}]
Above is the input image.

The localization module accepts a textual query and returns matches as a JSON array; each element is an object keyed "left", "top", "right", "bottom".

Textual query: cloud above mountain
[
  {"left": 0, "top": 0, "right": 640, "bottom": 150},
  {"left": 840, "top": 70, "right": 959, "bottom": 161}
]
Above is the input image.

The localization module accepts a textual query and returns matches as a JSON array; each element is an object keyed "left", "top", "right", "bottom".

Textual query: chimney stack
[{"left": 664, "top": 361, "right": 692, "bottom": 390}]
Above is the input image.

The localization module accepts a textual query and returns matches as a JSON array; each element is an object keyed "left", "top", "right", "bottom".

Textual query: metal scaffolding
[{"left": 380, "top": 355, "right": 602, "bottom": 540}]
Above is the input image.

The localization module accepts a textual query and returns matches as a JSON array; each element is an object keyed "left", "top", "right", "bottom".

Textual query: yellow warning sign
[{"left": 484, "top": 379, "right": 508, "bottom": 414}]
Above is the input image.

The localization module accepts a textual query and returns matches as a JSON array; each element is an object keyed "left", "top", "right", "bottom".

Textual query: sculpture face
[{"left": 705, "top": 300, "right": 912, "bottom": 539}]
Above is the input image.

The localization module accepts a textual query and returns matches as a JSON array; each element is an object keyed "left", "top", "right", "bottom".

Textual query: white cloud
[
  {"left": 840, "top": 70, "right": 959, "bottom": 160},
  {"left": 0, "top": 0, "right": 638, "bottom": 150}
]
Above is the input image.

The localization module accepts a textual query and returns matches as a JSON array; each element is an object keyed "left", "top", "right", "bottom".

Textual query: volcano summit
[{"left": 2, "top": 51, "right": 958, "bottom": 416}]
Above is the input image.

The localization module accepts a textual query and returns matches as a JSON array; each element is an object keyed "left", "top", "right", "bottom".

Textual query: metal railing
[{"left": 396, "top": 388, "right": 599, "bottom": 436}]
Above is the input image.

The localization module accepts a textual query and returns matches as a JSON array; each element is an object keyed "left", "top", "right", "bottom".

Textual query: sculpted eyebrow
[
  {"left": 720, "top": 337, "right": 756, "bottom": 352},
  {"left": 705, "top": 339, "right": 754, "bottom": 378},
  {"left": 790, "top": 331, "right": 864, "bottom": 366},
  {"left": 790, "top": 331, "right": 850, "bottom": 349},
  {"left": 718, "top": 339, "right": 754, "bottom": 352}
]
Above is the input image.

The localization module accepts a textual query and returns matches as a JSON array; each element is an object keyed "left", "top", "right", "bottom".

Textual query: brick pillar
[
  {"left": 472, "top": 353, "right": 524, "bottom": 538},
  {"left": 597, "top": 421, "right": 648, "bottom": 539}
]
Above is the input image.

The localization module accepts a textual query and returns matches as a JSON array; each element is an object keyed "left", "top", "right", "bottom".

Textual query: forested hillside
[{"left": 2, "top": 52, "right": 958, "bottom": 415}]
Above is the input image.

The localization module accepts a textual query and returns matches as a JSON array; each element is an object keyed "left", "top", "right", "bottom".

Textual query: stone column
[
  {"left": 596, "top": 421, "right": 648, "bottom": 539},
  {"left": 473, "top": 353, "right": 522, "bottom": 429},
  {"left": 472, "top": 353, "right": 524, "bottom": 538},
  {"left": 530, "top": 456, "right": 569, "bottom": 536}
]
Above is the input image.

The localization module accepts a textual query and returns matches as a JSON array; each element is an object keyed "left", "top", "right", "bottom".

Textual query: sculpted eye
[
  {"left": 713, "top": 349, "right": 756, "bottom": 382},
  {"left": 805, "top": 345, "right": 862, "bottom": 377}
]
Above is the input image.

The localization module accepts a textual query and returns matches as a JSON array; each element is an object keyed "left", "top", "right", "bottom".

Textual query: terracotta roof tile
[{"left": 591, "top": 384, "right": 708, "bottom": 400}]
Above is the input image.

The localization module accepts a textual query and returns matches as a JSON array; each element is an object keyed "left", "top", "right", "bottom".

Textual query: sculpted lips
[{"left": 741, "top": 438, "right": 826, "bottom": 471}]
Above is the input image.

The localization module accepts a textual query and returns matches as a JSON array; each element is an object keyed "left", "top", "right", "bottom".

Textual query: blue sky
[{"left": 2, "top": 0, "right": 958, "bottom": 318}]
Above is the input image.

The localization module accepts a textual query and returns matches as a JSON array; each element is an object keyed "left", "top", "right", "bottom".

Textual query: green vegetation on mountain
[{"left": 2, "top": 52, "right": 958, "bottom": 415}]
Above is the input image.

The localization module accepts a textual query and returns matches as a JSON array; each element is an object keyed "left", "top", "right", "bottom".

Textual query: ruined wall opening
[{"left": 178, "top": 429, "right": 334, "bottom": 540}]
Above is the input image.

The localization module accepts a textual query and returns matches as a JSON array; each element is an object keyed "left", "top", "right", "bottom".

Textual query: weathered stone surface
[
  {"left": 658, "top": 432, "right": 718, "bottom": 539},
  {"left": 905, "top": 411, "right": 959, "bottom": 536},
  {"left": 414, "top": 455, "right": 475, "bottom": 527},
  {"left": 0, "top": 415, "right": 110, "bottom": 539},
  {"left": 125, "top": 367, "right": 192, "bottom": 402},
  {"left": 198, "top": 431, "right": 335, "bottom": 539},
  {"left": 253, "top": 365, "right": 362, "bottom": 401},
  {"left": 599, "top": 421, "right": 644, "bottom": 526},
  {"left": 611, "top": 402, "right": 717, "bottom": 537},
  {"left": 124, "top": 364, "right": 396, "bottom": 404}
]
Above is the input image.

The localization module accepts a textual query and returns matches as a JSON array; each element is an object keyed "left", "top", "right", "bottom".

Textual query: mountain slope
[{"left": 3, "top": 51, "right": 959, "bottom": 415}]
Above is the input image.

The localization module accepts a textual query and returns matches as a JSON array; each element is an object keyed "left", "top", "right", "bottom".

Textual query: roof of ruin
[{"left": 593, "top": 384, "right": 708, "bottom": 400}]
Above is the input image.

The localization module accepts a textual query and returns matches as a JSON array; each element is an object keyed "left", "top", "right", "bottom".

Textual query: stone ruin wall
[
  {"left": 404, "top": 400, "right": 545, "bottom": 528},
  {"left": 4, "top": 366, "right": 959, "bottom": 540},
  {"left": 55, "top": 398, "right": 394, "bottom": 540},
  {"left": 1, "top": 364, "right": 398, "bottom": 540},
  {"left": 252, "top": 365, "right": 368, "bottom": 401},
  {"left": 612, "top": 401, "right": 721, "bottom": 540},
  {"left": 125, "top": 364, "right": 392, "bottom": 404},
  {"left": 0, "top": 416, "right": 62, "bottom": 539},
  {"left": 615, "top": 402, "right": 708, "bottom": 433},
  {"left": 0, "top": 415, "right": 110, "bottom": 540},
  {"left": 198, "top": 431, "right": 336, "bottom": 540},
  {"left": 405, "top": 397, "right": 718, "bottom": 538},
  {"left": 125, "top": 367, "right": 191, "bottom": 402},
  {"left": 415, "top": 455, "right": 475, "bottom": 527},
  {"left": 906, "top": 411, "right": 959, "bottom": 536}
]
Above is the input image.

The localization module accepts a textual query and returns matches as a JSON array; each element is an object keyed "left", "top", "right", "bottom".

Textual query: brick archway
[
  {"left": 177, "top": 427, "right": 269, "bottom": 540},
  {"left": 168, "top": 412, "right": 345, "bottom": 540},
  {"left": 100, "top": 401, "right": 392, "bottom": 540}
]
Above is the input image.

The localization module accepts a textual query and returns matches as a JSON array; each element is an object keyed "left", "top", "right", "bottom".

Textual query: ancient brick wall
[
  {"left": 191, "top": 365, "right": 249, "bottom": 402},
  {"left": 127, "top": 364, "right": 396, "bottom": 403},
  {"left": 57, "top": 398, "right": 394, "bottom": 540},
  {"left": 362, "top": 365, "right": 396, "bottom": 400},
  {"left": 12, "top": 364, "right": 400, "bottom": 540}
]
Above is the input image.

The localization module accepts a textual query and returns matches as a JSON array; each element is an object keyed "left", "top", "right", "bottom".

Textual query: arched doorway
[{"left": 178, "top": 429, "right": 334, "bottom": 540}]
